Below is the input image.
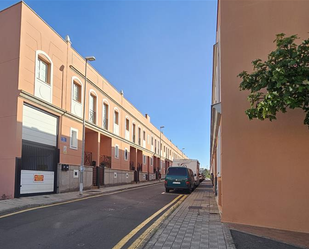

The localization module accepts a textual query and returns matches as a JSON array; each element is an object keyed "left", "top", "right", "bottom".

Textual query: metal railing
[
  {"left": 100, "top": 155, "right": 111, "bottom": 168},
  {"left": 89, "top": 109, "right": 96, "bottom": 124},
  {"left": 84, "top": 151, "right": 92, "bottom": 166}
]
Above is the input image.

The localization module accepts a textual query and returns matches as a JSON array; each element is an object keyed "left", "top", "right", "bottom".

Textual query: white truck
[{"left": 171, "top": 159, "right": 200, "bottom": 186}]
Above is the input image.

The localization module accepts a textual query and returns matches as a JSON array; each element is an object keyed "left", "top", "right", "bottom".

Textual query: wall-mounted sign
[
  {"left": 63, "top": 146, "right": 67, "bottom": 154},
  {"left": 34, "top": 175, "right": 44, "bottom": 182},
  {"left": 61, "top": 137, "right": 67, "bottom": 142}
]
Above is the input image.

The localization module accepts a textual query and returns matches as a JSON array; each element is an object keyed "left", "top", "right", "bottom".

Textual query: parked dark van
[{"left": 164, "top": 167, "right": 195, "bottom": 193}]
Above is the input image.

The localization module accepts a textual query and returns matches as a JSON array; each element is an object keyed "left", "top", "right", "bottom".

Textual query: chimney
[{"left": 145, "top": 114, "right": 150, "bottom": 122}]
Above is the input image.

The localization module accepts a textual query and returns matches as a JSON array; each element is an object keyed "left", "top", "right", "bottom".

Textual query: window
[
  {"left": 73, "top": 81, "right": 81, "bottom": 103},
  {"left": 125, "top": 118, "right": 130, "bottom": 140},
  {"left": 114, "top": 111, "right": 119, "bottom": 125},
  {"left": 114, "top": 108, "right": 120, "bottom": 135},
  {"left": 126, "top": 119, "right": 129, "bottom": 131},
  {"left": 37, "top": 58, "right": 49, "bottom": 83},
  {"left": 35, "top": 50, "right": 53, "bottom": 103},
  {"left": 70, "top": 128, "right": 78, "bottom": 149},
  {"left": 155, "top": 139, "right": 157, "bottom": 153},
  {"left": 89, "top": 90, "right": 97, "bottom": 124},
  {"left": 71, "top": 77, "right": 83, "bottom": 118},
  {"left": 103, "top": 102, "right": 109, "bottom": 129},
  {"left": 115, "top": 145, "right": 119, "bottom": 159},
  {"left": 124, "top": 148, "right": 128, "bottom": 161},
  {"left": 143, "top": 155, "right": 146, "bottom": 165},
  {"left": 143, "top": 131, "right": 146, "bottom": 147},
  {"left": 132, "top": 123, "right": 136, "bottom": 143},
  {"left": 150, "top": 157, "right": 153, "bottom": 166},
  {"left": 138, "top": 127, "right": 141, "bottom": 145}
]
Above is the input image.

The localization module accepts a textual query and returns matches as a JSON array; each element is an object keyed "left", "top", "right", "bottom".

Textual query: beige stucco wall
[
  {"left": 219, "top": 0, "right": 309, "bottom": 233},
  {"left": 0, "top": 3, "right": 22, "bottom": 199}
]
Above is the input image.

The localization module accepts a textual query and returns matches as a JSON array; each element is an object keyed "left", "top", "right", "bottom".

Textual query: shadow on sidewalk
[{"left": 231, "top": 230, "right": 305, "bottom": 249}]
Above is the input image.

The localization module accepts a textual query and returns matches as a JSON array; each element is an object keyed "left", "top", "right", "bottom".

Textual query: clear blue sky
[{"left": 1, "top": 0, "right": 217, "bottom": 169}]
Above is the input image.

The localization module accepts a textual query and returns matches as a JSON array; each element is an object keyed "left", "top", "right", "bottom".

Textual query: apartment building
[
  {"left": 210, "top": 0, "right": 309, "bottom": 234},
  {"left": 0, "top": 2, "right": 186, "bottom": 199}
]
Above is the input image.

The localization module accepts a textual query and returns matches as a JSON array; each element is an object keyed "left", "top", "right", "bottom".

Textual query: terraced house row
[{"left": 0, "top": 2, "right": 186, "bottom": 199}]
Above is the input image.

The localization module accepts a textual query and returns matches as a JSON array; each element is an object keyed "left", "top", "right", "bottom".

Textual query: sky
[{"left": 0, "top": 0, "right": 217, "bottom": 169}]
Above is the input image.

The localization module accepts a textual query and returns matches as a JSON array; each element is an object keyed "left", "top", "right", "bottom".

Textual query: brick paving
[{"left": 143, "top": 181, "right": 235, "bottom": 249}]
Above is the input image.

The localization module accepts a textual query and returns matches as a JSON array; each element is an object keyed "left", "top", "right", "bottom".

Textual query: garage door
[{"left": 19, "top": 105, "right": 59, "bottom": 196}]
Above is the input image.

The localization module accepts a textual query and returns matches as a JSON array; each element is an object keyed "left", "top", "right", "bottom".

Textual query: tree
[{"left": 238, "top": 34, "right": 309, "bottom": 127}]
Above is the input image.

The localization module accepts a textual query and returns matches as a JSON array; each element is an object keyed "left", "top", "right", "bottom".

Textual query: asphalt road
[{"left": 0, "top": 183, "right": 181, "bottom": 249}]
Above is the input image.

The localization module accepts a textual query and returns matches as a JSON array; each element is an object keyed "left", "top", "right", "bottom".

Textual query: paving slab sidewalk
[
  {"left": 0, "top": 180, "right": 160, "bottom": 215},
  {"left": 143, "top": 180, "right": 235, "bottom": 249}
]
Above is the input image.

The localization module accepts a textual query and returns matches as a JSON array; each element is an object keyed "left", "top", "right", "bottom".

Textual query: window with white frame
[
  {"left": 35, "top": 51, "right": 53, "bottom": 103},
  {"left": 143, "top": 155, "right": 146, "bottom": 165},
  {"left": 73, "top": 81, "right": 81, "bottom": 103},
  {"left": 143, "top": 131, "right": 146, "bottom": 147},
  {"left": 132, "top": 123, "right": 136, "bottom": 143},
  {"left": 70, "top": 128, "right": 78, "bottom": 149},
  {"left": 89, "top": 92, "right": 97, "bottom": 124},
  {"left": 125, "top": 118, "right": 130, "bottom": 140},
  {"left": 124, "top": 148, "right": 128, "bottom": 161},
  {"left": 71, "top": 77, "right": 83, "bottom": 118},
  {"left": 151, "top": 136, "right": 154, "bottom": 152},
  {"left": 138, "top": 127, "right": 141, "bottom": 145},
  {"left": 115, "top": 145, "right": 119, "bottom": 159},
  {"left": 114, "top": 109, "right": 119, "bottom": 135},
  {"left": 150, "top": 157, "right": 153, "bottom": 166},
  {"left": 103, "top": 102, "right": 109, "bottom": 130},
  {"left": 37, "top": 58, "right": 49, "bottom": 83}
]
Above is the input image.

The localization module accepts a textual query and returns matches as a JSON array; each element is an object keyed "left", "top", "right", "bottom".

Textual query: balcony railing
[
  {"left": 84, "top": 151, "right": 92, "bottom": 166},
  {"left": 100, "top": 155, "right": 111, "bottom": 168},
  {"left": 103, "top": 118, "right": 108, "bottom": 129},
  {"left": 89, "top": 109, "right": 96, "bottom": 124},
  {"left": 130, "top": 161, "right": 135, "bottom": 170}
]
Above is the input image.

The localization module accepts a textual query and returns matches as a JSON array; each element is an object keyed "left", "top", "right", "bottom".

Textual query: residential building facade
[
  {"left": 0, "top": 2, "right": 186, "bottom": 199},
  {"left": 211, "top": 0, "right": 309, "bottom": 234}
]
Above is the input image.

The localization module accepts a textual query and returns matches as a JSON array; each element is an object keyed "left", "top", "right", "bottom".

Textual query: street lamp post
[
  {"left": 159, "top": 126, "right": 164, "bottom": 177},
  {"left": 80, "top": 56, "right": 96, "bottom": 196}
]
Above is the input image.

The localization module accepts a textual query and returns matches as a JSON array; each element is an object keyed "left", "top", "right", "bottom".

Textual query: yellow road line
[
  {"left": 128, "top": 195, "right": 187, "bottom": 249},
  {"left": 112, "top": 194, "right": 184, "bottom": 249},
  {"left": 0, "top": 183, "right": 161, "bottom": 220}
]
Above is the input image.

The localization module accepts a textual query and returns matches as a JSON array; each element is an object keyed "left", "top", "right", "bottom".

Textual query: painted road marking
[
  {"left": 129, "top": 195, "right": 187, "bottom": 249},
  {"left": 0, "top": 183, "right": 161, "bottom": 220},
  {"left": 112, "top": 194, "right": 184, "bottom": 249}
]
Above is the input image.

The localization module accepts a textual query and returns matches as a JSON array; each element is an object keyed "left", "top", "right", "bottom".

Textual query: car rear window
[{"left": 167, "top": 167, "right": 187, "bottom": 176}]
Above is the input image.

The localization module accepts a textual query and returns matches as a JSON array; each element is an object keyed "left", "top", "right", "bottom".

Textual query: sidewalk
[
  {"left": 143, "top": 180, "right": 235, "bottom": 249},
  {"left": 0, "top": 180, "right": 160, "bottom": 215}
]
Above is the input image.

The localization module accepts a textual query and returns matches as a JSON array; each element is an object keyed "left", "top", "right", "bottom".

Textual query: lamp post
[
  {"left": 80, "top": 56, "right": 96, "bottom": 196},
  {"left": 159, "top": 126, "right": 164, "bottom": 176}
]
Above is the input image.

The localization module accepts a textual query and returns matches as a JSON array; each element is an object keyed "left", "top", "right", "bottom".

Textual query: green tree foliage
[{"left": 239, "top": 34, "right": 309, "bottom": 127}]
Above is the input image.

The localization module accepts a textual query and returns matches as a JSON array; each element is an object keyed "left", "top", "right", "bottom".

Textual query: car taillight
[
  {"left": 164, "top": 180, "right": 167, "bottom": 185},
  {"left": 186, "top": 181, "right": 190, "bottom": 185}
]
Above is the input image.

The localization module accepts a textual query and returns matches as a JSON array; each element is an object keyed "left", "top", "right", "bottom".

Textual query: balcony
[
  {"left": 100, "top": 155, "right": 111, "bottom": 168},
  {"left": 103, "top": 118, "right": 108, "bottom": 129},
  {"left": 89, "top": 109, "right": 96, "bottom": 124}
]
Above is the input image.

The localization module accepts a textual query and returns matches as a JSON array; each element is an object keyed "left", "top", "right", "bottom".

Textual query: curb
[{"left": 222, "top": 223, "right": 237, "bottom": 249}]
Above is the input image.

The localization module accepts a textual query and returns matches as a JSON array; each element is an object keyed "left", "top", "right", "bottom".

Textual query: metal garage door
[{"left": 17, "top": 105, "right": 59, "bottom": 196}]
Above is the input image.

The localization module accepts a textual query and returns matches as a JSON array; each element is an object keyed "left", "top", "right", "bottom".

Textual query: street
[{"left": 0, "top": 183, "right": 181, "bottom": 249}]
